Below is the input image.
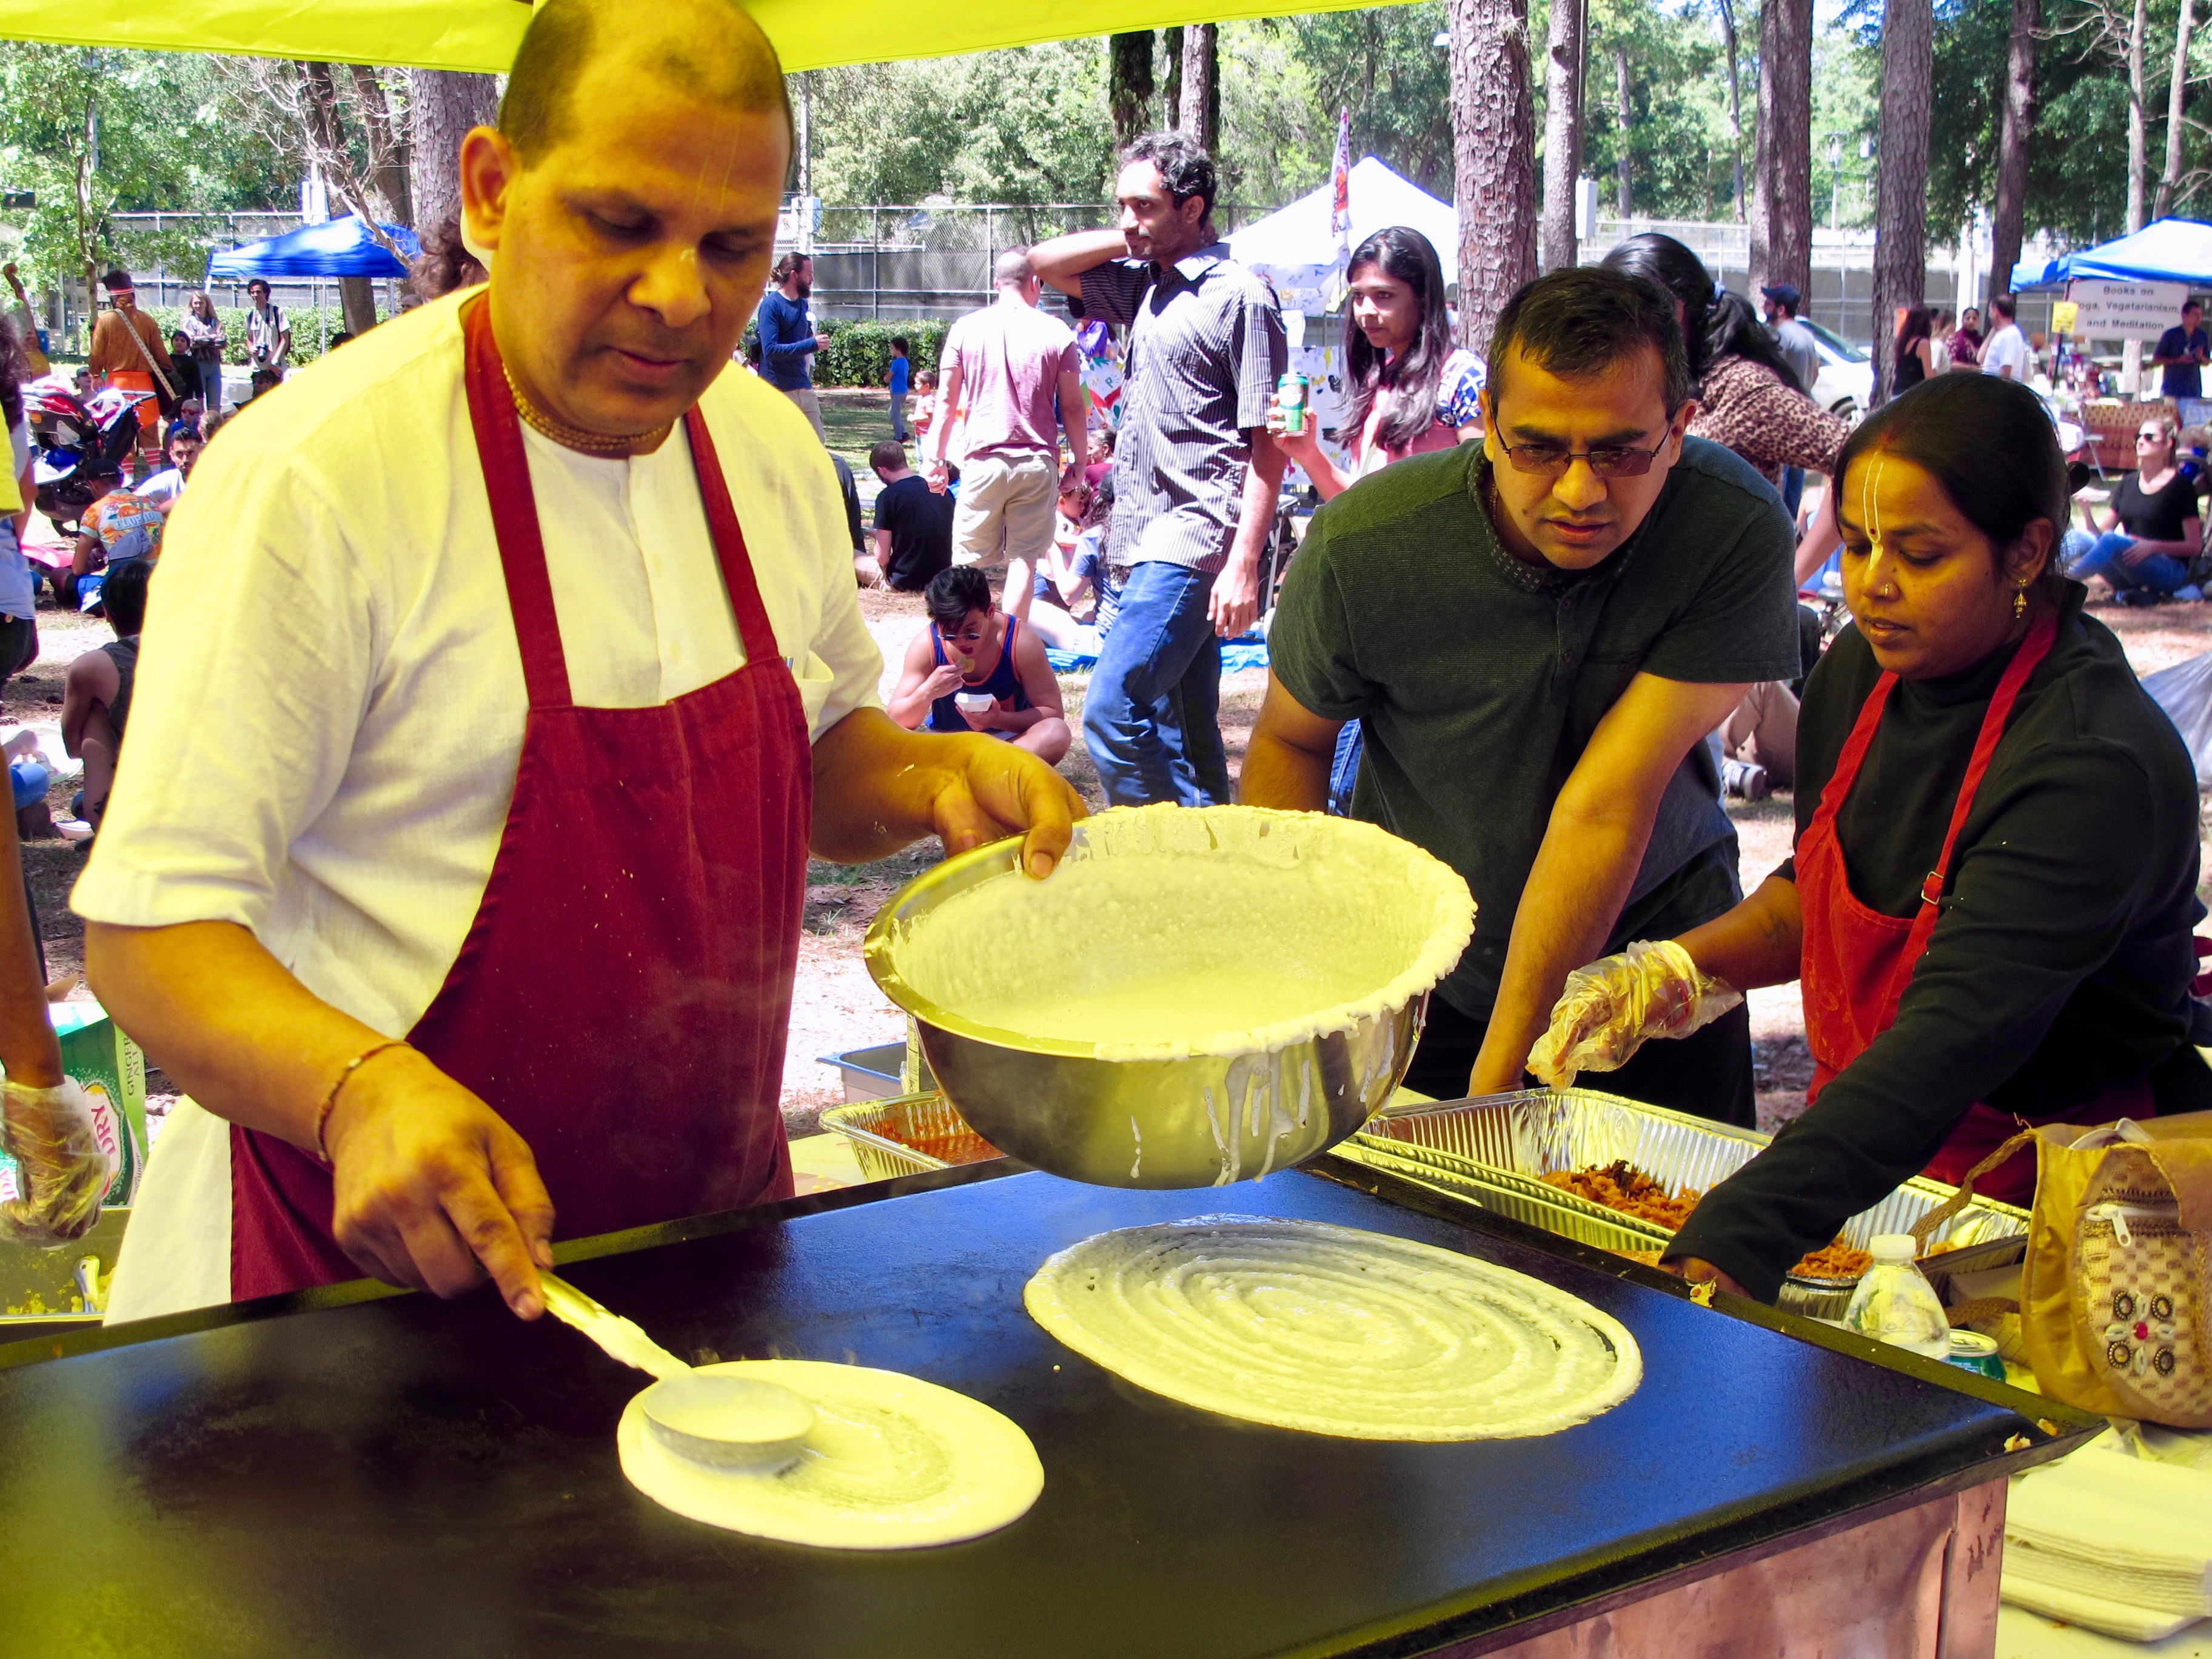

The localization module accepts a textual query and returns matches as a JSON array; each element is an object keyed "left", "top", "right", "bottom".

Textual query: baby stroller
[{"left": 28, "top": 378, "right": 146, "bottom": 541}]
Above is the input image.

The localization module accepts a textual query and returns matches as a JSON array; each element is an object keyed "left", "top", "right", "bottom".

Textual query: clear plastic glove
[
  {"left": 1527, "top": 939, "right": 1743, "bottom": 1090},
  {"left": 1, "top": 1077, "right": 110, "bottom": 1245}
]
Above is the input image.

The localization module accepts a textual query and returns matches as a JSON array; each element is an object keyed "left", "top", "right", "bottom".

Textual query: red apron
[
  {"left": 1798, "top": 609, "right": 2148, "bottom": 1205},
  {"left": 229, "top": 297, "right": 809, "bottom": 1300}
]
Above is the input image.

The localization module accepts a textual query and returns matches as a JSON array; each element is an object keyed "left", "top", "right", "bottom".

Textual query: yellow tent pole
[{"left": 0, "top": 0, "right": 1410, "bottom": 75}]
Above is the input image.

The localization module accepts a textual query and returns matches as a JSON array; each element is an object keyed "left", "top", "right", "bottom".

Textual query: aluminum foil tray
[
  {"left": 1353, "top": 1089, "right": 2029, "bottom": 1312},
  {"left": 819, "top": 1092, "right": 1005, "bottom": 1183}
]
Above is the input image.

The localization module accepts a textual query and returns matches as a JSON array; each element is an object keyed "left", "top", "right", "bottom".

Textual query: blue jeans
[
  {"left": 1081, "top": 560, "right": 1228, "bottom": 806},
  {"left": 2062, "top": 529, "right": 2191, "bottom": 595},
  {"left": 1328, "top": 721, "right": 1364, "bottom": 816}
]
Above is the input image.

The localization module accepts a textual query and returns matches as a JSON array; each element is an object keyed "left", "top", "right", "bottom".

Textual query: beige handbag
[{"left": 2015, "top": 1113, "right": 2212, "bottom": 1427}]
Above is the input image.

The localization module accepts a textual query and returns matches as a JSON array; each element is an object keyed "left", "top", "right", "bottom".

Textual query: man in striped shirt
[{"left": 1033, "top": 132, "right": 1286, "bottom": 806}]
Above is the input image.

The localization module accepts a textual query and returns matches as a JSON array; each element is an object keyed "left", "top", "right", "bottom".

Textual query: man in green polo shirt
[{"left": 1245, "top": 267, "right": 1799, "bottom": 1127}]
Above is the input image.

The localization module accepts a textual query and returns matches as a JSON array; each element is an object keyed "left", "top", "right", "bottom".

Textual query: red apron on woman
[
  {"left": 227, "top": 298, "right": 809, "bottom": 1299},
  {"left": 1797, "top": 609, "right": 2148, "bottom": 1207}
]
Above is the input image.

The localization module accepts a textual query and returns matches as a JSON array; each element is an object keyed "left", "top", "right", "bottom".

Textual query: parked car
[{"left": 1800, "top": 320, "right": 1873, "bottom": 423}]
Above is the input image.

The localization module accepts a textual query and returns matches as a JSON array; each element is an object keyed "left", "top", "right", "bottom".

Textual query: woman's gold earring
[{"left": 2014, "top": 585, "right": 2029, "bottom": 619}]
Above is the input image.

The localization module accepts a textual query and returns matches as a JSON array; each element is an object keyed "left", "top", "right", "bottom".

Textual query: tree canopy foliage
[{"left": 0, "top": 44, "right": 289, "bottom": 288}]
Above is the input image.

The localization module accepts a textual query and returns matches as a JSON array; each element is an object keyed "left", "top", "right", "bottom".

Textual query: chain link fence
[{"left": 804, "top": 202, "right": 1255, "bottom": 323}]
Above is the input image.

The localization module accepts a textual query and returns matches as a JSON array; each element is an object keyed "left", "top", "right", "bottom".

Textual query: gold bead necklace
[{"left": 501, "top": 363, "right": 672, "bottom": 457}]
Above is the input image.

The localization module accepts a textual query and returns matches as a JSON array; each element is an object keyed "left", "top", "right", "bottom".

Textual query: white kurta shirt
[{"left": 77, "top": 290, "right": 883, "bottom": 1322}]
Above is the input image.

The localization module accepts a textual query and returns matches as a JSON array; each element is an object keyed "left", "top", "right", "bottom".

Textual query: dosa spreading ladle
[{"left": 537, "top": 1270, "right": 815, "bottom": 1472}]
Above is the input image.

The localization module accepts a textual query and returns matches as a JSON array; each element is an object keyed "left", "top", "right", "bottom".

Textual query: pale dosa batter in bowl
[
  {"left": 1025, "top": 1217, "right": 1641, "bottom": 1439},
  {"left": 617, "top": 1359, "right": 1042, "bottom": 1547},
  {"left": 865, "top": 806, "right": 1475, "bottom": 1187}
]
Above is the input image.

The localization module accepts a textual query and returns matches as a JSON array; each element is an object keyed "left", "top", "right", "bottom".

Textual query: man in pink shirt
[{"left": 929, "top": 248, "right": 1087, "bottom": 619}]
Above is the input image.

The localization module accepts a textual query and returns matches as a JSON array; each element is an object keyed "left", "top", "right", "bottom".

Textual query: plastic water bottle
[{"left": 1842, "top": 1234, "right": 1951, "bottom": 1359}]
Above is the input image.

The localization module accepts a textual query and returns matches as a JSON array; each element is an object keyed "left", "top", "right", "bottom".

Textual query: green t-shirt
[{"left": 1270, "top": 437, "right": 1801, "bottom": 1021}]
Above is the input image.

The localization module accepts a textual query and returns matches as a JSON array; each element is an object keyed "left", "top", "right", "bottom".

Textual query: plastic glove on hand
[
  {"left": 1527, "top": 939, "right": 1743, "bottom": 1090},
  {"left": 1, "top": 1077, "right": 110, "bottom": 1245}
]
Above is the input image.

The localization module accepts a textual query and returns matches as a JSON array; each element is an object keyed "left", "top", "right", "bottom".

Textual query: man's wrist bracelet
[{"left": 315, "top": 1041, "right": 411, "bottom": 1165}]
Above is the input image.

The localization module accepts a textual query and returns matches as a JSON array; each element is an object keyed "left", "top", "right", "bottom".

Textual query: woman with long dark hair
[
  {"left": 1603, "top": 234, "right": 1849, "bottom": 494},
  {"left": 1268, "top": 225, "right": 1483, "bottom": 500},
  {"left": 1533, "top": 373, "right": 2209, "bottom": 1301},
  {"left": 1894, "top": 306, "right": 1934, "bottom": 393}
]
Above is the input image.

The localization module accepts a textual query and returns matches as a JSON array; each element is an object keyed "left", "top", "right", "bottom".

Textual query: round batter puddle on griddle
[
  {"left": 617, "top": 1359, "right": 1042, "bottom": 1547},
  {"left": 1025, "top": 1216, "right": 1641, "bottom": 1439}
]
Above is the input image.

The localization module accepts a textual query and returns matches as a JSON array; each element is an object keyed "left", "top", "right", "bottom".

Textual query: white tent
[{"left": 1226, "top": 157, "right": 1457, "bottom": 315}]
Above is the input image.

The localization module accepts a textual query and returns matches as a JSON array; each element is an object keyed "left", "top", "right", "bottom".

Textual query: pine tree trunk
[
  {"left": 2156, "top": 0, "right": 2194, "bottom": 219},
  {"left": 1987, "top": 0, "right": 2038, "bottom": 304},
  {"left": 406, "top": 70, "right": 499, "bottom": 238},
  {"left": 1450, "top": 0, "right": 1540, "bottom": 351},
  {"left": 1541, "top": 0, "right": 1587, "bottom": 270},
  {"left": 1614, "top": 44, "right": 1633, "bottom": 216},
  {"left": 1870, "top": 0, "right": 1932, "bottom": 407},
  {"left": 1748, "top": 0, "right": 1813, "bottom": 299},
  {"left": 1716, "top": 0, "right": 1745, "bottom": 219},
  {"left": 1179, "top": 24, "right": 1219, "bottom": 154},
  {"left": 1162, "top": 27, "right": 1183, "bottom": 133},
  {"left": 1108, "top": 33, "right": 1156, "bottom": 150},
  {"left": 337, "top": 276, "right": 378, "bottom": 335},
  {"left": 2125, "top": 0, "right": 2148, "bottom": 389}
]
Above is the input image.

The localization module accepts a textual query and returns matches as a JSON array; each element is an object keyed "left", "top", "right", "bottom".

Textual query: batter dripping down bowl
[{"left": 863, "top": 805, "right": 1475, "bottom": 1188}]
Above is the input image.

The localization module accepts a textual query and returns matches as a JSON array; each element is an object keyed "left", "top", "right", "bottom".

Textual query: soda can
[
  {"left": 1945, "top": 1329, "right": 2006, "bottom": 1381},
  {"left": 1275, "top": 372, "right": 1306, "bottom": 434}
]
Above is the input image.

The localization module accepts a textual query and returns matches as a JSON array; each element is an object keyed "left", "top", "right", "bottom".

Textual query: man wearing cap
[
  {"left": 87, "top": 271, "right": 176, "bottom": 458},
  {"left": 79, "top": 0, "right": 1078, "bottom": 1326},
  {"left": 1760, "top": 284, "right": 1822, "bottom": 520}
]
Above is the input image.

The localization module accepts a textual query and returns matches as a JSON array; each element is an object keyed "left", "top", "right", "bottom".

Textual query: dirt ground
[{"left": 19, "top": 390, "right": 2212, "bottom": 1141}]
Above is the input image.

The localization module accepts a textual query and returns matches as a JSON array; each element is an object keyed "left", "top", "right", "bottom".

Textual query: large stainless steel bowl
[{"left": 862, "top": 806, "right": 1473, "bottom": 1188}]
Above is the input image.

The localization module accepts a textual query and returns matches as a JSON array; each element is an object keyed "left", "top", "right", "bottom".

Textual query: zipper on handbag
[{"left": 2085, "top": 1199, "right": 2179, "bottom": 1248}]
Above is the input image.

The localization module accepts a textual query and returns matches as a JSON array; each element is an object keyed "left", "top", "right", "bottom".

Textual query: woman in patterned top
[{"left": 1267, "top": 225, "right": 1484, "bottom": 500}]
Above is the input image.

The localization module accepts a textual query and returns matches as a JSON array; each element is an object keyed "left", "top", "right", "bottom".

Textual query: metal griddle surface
[{"left": 0, "top": 1164, "right": 2082, "bottom": 1658}]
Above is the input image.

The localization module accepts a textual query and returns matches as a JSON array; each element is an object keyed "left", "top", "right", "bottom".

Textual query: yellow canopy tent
[{"left": 0, "top": 0, "right": 1393, "bottom": 73}]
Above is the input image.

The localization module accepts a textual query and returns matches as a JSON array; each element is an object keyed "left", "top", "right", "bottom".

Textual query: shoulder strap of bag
[{"left": 115, "top": 310, "right": 175, "bottom": 400}]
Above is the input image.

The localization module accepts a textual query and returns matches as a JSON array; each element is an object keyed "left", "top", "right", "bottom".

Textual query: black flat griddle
[{"left": 0, "top": 1161, "right": 2093, "bottom": 1658}]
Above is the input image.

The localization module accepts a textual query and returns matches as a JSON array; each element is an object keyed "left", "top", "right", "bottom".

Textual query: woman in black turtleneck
[{"left": 1530, "top": 372, "right": 2211, "bottom": 1303}]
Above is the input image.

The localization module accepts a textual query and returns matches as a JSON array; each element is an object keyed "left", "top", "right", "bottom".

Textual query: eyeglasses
[
  {"left": 1498, "top": 438, "right": 1671, "bottom": 479},
  {"left": 2139, "top": 431, "right": 2167, "bottom": 443}
]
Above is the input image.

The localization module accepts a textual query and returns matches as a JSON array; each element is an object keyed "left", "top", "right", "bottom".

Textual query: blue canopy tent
[
  {"left": 207, "top": 215, "right": 420, "bottom": 281},
  {"left": 2012, "top": 217, "right": 2212, "bottom": 289}
]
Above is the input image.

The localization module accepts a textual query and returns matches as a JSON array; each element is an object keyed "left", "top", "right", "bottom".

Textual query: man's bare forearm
[
  {"left": 808, "top": 708, "right": 979, "bottom": 863},
  {"left": 1472, "top": 809, "right": 1652, "bottom": 1094},
  {"left": 0, "top": 831, "right": 60, "bottom": 1088},
  {"left": 85, "top": 919, "right": 390, "bottom": 1151},
  {"left": 1028, "top": 229, "right": 1127, "bottom": 297},
  {"left": 1233, "top": 434, "right": 1285, "bottom": 565}
]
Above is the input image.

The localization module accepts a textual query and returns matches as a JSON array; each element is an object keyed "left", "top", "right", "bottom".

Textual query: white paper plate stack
[{"left": 2003, "top": 1439, "right": 2212, "bottom": 1643}]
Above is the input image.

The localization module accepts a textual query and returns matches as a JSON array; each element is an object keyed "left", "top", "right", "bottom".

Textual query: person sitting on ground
[
  {"left": 61, "top": 556, "right": 146, "bottom": 833},
  {"left": 246, "top": 368, "right": 283, "bottom": 403},
  {"left": 1267, "top": 224, "right": 1484, "bottom": 501},
  {"left": 64, "top": 480, "right": 163, "bottom": 609},
  {"left": 1712, "top": 679, "right": 1798, "bottom": 802},
  {"left": 1026, "top": 478, "right": 1122, "bottom": 657},
  {"left": 827, "top": 452, "right": 868, "bottom": 585},
  {"left": 868, "top": 438, "right": 953, "bottom": 592},
  {"left": 886, "top": 566, "right": 1071, "bottom": 763},
  {"left": 1083, "top": 424, "right": 1115, "bottom": 491},
  {"left": 2062, "top": 411, "right": 2204, "bottom": 603},
  {"left": 133, "top": 425, "right": 203, "bottom": 517}
]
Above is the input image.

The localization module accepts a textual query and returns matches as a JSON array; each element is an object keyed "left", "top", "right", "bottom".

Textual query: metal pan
[{"left": 1356, "top": 1090, "right": 2030, "bottom": 1313}]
